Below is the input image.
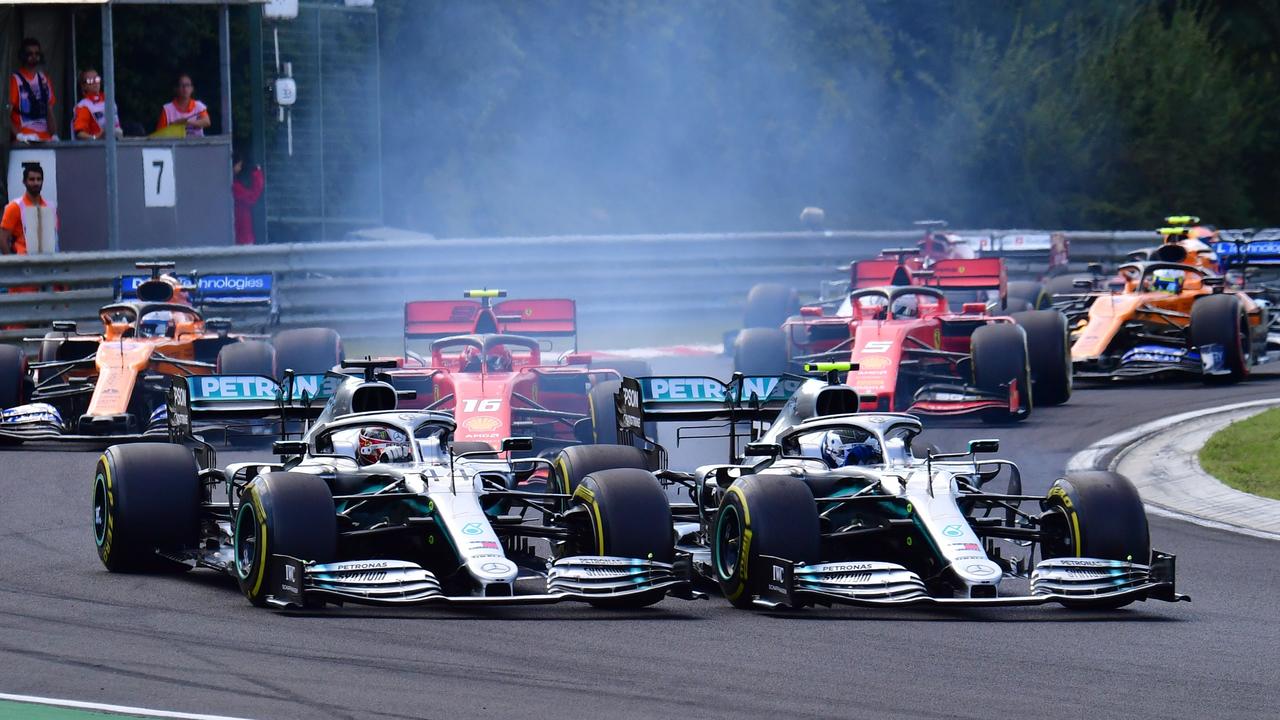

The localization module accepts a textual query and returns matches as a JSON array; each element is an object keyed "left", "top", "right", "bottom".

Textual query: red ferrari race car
[
  {"left": 381, "top": 290, "right": 653, "bottom": 454},
  {"left": 741, "top": 222, "right": 1057, "bottom": 334},
  {"left": 733, "top": 256, "right": 1071, "bottom": 422}
]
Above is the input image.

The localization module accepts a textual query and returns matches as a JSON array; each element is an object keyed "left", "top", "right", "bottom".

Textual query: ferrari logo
[
  {"left": 956, "top": 265, "right": 966, "bottom": 273},
  {"left": 524, "top": 308, "right": 533, "bottom": 317},
  {"left": 934, "top": 328, "right": 941, "bottom": 348}
]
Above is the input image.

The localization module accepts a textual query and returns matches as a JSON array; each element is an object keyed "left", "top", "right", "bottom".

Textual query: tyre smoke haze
[{"left": 377, "top": 1, "right": 928, "bottom": 237}]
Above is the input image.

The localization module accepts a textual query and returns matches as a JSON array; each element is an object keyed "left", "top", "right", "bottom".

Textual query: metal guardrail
[{"left": 0, "top": 228, "right": 1162, "bottom": 346}]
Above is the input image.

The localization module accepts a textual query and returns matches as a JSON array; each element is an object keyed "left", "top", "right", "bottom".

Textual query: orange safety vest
[
  {"left": 74, "top": 93, "right": 120, "bottom": 137},
  {"left": 158, "top": 98, "right": 209, "bottom": 137}
]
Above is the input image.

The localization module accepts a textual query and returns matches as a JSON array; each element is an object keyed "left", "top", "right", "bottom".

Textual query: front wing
[
  {"left": 754, "top": 552, "right": 1187, "bottom": 609},
  {"left": 266, "top": 554, "right": 701, "bottom": 609}
]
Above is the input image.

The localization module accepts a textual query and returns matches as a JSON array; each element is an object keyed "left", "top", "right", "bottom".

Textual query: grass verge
[{"left": 1198, "top": 406, "right": 1280, "bottom": 501}]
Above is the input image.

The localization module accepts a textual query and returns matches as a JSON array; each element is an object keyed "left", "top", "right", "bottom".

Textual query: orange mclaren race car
[
  {"left": 733, "top": 255, "right": 1072, "bottom": 422},
  {"left": 0, "top": 262, "right": 343, "bottom": 442},
  {"left": 1059, "top": 259, "right": 1267, "bottom": 381},
  {"left": 381, "top": 290, "right": 653, "bottom": 455}
]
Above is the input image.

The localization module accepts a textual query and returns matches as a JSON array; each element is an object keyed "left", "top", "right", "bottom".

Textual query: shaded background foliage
[
  {"left": 377, "top": 0, "right": 1280, "bottom": 235},
  {"left": 66, "top": 0, "right": 1280, "bottom": 236}
]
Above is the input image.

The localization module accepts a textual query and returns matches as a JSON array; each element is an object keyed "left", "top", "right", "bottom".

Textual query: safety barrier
[{"left": 0, "top": 228, "right": 1162, "bottom": 346}]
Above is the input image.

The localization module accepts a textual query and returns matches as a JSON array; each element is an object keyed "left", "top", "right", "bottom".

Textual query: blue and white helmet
[{"left": 820, "top": 430, "right": 882, "bottom": 467}]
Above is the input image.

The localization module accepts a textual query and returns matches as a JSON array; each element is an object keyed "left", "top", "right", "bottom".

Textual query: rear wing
[
  {"left": 1213, "top": 229, "right": 1280, "bottom": 267},
  {"left": 615, "top": 374, "right": 803, "bottom": 466},
  {"left": 404, "top": 298, "right": 577, "bottom": 340},
  {"left": 117, "top": 273, "right": 276, "bottom": 306},
  {"left": 850, "top": 257, "right": 1007, "bottom": 295},
  {"left": 167, "top": 372, "right": 338, "bottom": 440},
  {"left": 924, "top": 258, "right": 1007, "bottom": 292},
  {"left": 616, "top": 375, "right": 802, "bottom": 425},
  {"left": 851, "top": 258, "right": 912, "bottom": 288}
]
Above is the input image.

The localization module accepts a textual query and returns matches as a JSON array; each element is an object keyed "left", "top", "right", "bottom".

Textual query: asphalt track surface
[{"left": 3, "top": 356, "right": 1279, "bottom": 720}]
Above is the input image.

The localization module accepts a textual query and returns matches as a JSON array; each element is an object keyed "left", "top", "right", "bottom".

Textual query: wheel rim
[
  {"left": 234, "top": 501, "right": 260, "bottom": 580},
  {"left": 92, "top": 472, "right": 108, "bottom": 547},
  {"left": 714, "top": 504, "right": 743, "bottom": 580}
]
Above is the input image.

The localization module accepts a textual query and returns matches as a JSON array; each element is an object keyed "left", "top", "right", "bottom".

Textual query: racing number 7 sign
[{"left": 141, "top": 148, "right": 176, "bottom": 207}]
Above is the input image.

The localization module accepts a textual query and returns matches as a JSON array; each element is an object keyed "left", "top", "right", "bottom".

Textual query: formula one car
[
  {"left": 559, "top": 372, "right": 1186, "bottom": 610},
  {"left": 382, "top": 290, "right": 651, "bottom": 454},
  {"left": 734, "top": 256, "right": 1071, "bottom": 421},
  {"left": 0, "top": 262, "right": 342, "bottom": 443},
  {"left": 1058, "top": 259, "right": 1268, "bottom": 382},
  {"left": 92, "top": 361, "right": 694, "bottom": 610}
]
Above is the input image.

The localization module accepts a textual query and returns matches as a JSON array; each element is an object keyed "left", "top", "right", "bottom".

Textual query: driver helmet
[
  {"left": 138, "top": 310, "right": 173, "bottom": 338},
  {"left": 357, "top": 426, "right": 411, "bottom": 466},
  {"left": 1150, "top": 268, "right": 1184, "bottom": 295},
  {"left": 487, "top": 345, "right": 513, "bottom": 372},
  {"left": 460, "top": 346, "right": 483, "bottom": 372},
  {"left": 820, "top": 430, "right": 882, "bottom": 467},
  {"left": 891, "top": 294, "right": 919, "bottom": 318}
]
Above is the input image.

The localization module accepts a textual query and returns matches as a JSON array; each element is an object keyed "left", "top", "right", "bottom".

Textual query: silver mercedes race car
[
  {"left": 556, "top": 368, "right": 1187, "bottom": 610},
  {"left": 92, "top": 360, "right": 696, "bottom": 610}
]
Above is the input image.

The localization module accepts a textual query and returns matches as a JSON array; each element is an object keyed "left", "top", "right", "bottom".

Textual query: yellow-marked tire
[
  {"left": 551, "top": 444, "right": 649, "bottom": 512},
  {"left": 1041, "top": 471, "right": 1150, "bottom": 610},
  {"left": 233, "top": 472, "right": 336, "bottom": 607},
  {"left": 93, "top": 443, "right": 200, "bottom": 573},
  {"left": 712, "top": 474, "right": 820, "bottom": 609},
  {"left": 571, "top": 468, "right": 673, "bottom": 608}
]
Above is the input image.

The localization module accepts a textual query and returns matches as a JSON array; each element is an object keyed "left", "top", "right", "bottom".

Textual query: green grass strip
[
  {"left": 1198, "top": 406, "right": 1280, "bottom": 501},
  {"left": 0, "top": 699, "right": 152, "bottom": 719}
]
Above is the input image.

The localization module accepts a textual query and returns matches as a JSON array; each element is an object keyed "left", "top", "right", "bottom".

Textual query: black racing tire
[
  {"left": 970, "top": 323, "right": 1031, "bottom": 423},
  {"left": 215, "top": 340, "right": 277, "bottom": 376},
  {"left": 743, "top": 283, "right": 799, "bottom": 329},
  {"left": 1012, "top": 310, "right": 1072, "bottom": 406},
  {"left": 552, "top": 443, "right": 650, "bottom": 501},
  {"left": 570, "top": 468, "right": 675, "bottom": 608},
  {"left": 586, "top": 379, "right": 624, "bottom": 445},
  {"left": 0, "top": 344, "right": 26, "bottom": 408},
  {"left": 272, "top": 327, "right": 344, "bottom": 378},
  {"left": 1190, "top": 293, "right": 1249, "bottom": 384},
  {"left": 1045, "top": 273, "right": 1094, "bottom": 298},
  {"left": 600, "top": 359, "right": 651, "bottom": 380},
  {"left": 733, "top": 327, "right": 789, "bottom": 376},
  {"left": 1007, "top": 280, "right": 1049, "bottom": 310},
  {"left": 233, "top": 471, "right": 337, "bottom": 607},
  {"left": 93, "top": 443, "right": 201, "bottom": 572},
  {"left": 712, "top": 474, "right": 820, "bottom": 609},
  {"left": 1041, "top": 471, "right": 1151, "bottom": 610},
  {"left": 39, "top": 331, "right": 63, "bottom": 363}
]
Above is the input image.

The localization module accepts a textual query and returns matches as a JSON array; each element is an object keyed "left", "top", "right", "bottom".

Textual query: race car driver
[
  {"left": 357, "top": 426, "right": 413, "bottom": 465},
  {"left": 820, "top": 430, "right": 883, "bottom": 467},
  {"left": 1146, "top": 268, "right": 1184, "bottom": 295}
]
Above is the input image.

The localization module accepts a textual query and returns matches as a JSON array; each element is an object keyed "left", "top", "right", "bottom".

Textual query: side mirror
[
  {"left": 501, "top": 436, "right": 534, "bottom": 453},
  {"left": 1072, "top": 279, "right": 1093, "bottom": 290},
  {"left": 968, "top": 439, "right": 999, "bottom": 454},
  {"left": 1087, "top": 263, "right": 1104, "bottom": 276},
  {"left": 1203, "top": 277, "right": 1226, "bottom": 294},
  {"left": 272, "top": 440, "right": 307, "bottom": 456},
  {"left": 743, "top": 442, "right": 782, "bottom": 458},
  {"left": 51, "top": 320, "right": 77, "bottom": 333}
]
